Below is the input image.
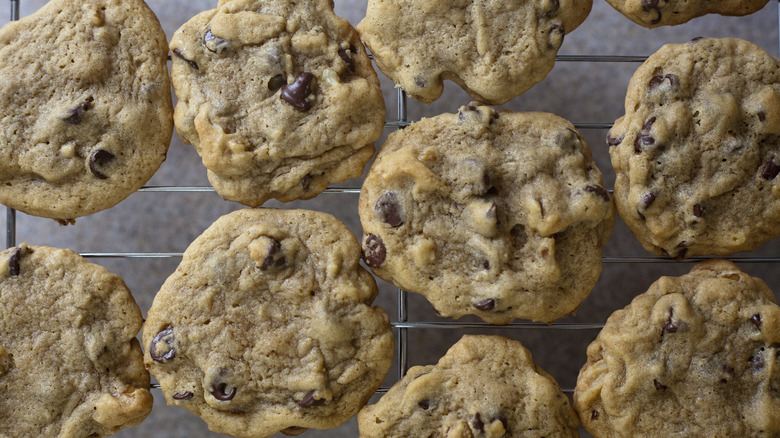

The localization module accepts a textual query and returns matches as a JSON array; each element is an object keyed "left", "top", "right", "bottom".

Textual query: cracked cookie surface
[
  {"left": 359, "top": 103, "right": 614, "bottom": 324},
  {"left": 357, "top": 0, "right": 592, "bottom": 105},
  {"left": 574, "top": 259, "right": 780, "bottom": 437},
  {"left": 0, "top": 0, "right": 172, "bottom": 220},
  {"left": 608, "top": 38, "right": 780, "bottom": 259},
  {"left": 0, "top": 244, "right": 152, "bottom": 437},
  {"left": 143, "top": 208, "right": 394, "bottom": 438},
  {"left": 605, "top": 0, "right": 769, "bottom": 27},
  {"left": 170, "top": 0, "right": 385, "bottom": 206},
  {"left": 358, "top": 335, "right": 579, "bottom": 438}
]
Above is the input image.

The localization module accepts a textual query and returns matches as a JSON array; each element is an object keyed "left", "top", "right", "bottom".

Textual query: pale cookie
[
  {"left": 357, "top": 0, "right": 592, "bottom": 105},
  {"left": 574, "top": 259, "right": 780, "bottom": 437},
  {"left": 358, "top": 335, "right": 579, "bottom": 438},
  {"left": 0, "top": 0, "right": 172, "bottom": 220},
  {"left": 0, "top": 244, "right": 152, "bottom": 437},
  {"left": 170, "top": 0, "right": 385, "bottom": 206},
  {"left": 608, "top": 38, "right": 780, "bottom": 259},
  {"left": 605, "top": 0, "right": 769, "bottom": 27},
  {"left": 359, "top": 103, "right": 614, "bottom": 324},
  {"left": 143, "top": 208, "right": 394, "bottom": 438}
]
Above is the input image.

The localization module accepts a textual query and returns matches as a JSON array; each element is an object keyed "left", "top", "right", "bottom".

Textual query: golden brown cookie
[{"left": 605, "top": 0, "right": 769, "bottom": 27}]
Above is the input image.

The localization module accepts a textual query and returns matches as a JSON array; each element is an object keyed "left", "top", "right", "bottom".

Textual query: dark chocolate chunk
[
  {"left": 8, "top": 247, "right": 21, "bottom": 276},
  {"left": 375, "top": 192, "right": 404, "bottom": 227},
  {"left": 474, "top": 298, "right": 495, "bottom": 311},
  {"left": 211, "top": 383, "right": 236, "bottom": 401},
  {"left": 758, "top": 111, "right": 767, "bottom": 122},
  {"left": 173, "top": 391, "right": 194, "bottom": 400},
  {"left": 338, "top": 48, "right": 355, "bottom": 72},
  {"left": 761, "top": 158, "right": 780, "bottom": 180},
  {"left": 584, "top": 184, "right": 610, "bottom": 202},
  {"left": 88, "top": 150, "right": 116, "bottom": 179},
  {"left": 298, "top": 390, "right": 324, "bottom": 407},
  {"left": 281, "top": 72, "right": 314, "bottom": 110},
  {"left": 653, "top": 379, "right": 667, "bottom": 390},
  {"left": 418, "top": 400, "right": 430, "bottom": 410},
  {"left": 472, "top": 413, "right": 484, "bottom": 432},
  {"left": 363, "top": 234, "right": 386, "bottom": 268},
  {"left": 149, "top": 327, "right": 176, "bottom": 363},
  {"left": 204, "top": 29, "right": 229, "bottom": 54},
  {"left": 260, "top": 238, "right": 286, "bottom": 271},
  {"left": 63, "top": 97, "right": 94, "bottom": 125},
  {"left": 693, "top": 203, "right": 704, "bottom": 218},
  {"left": 268, "top": 74, "right": 286, "bottom": 92},
  {"left": 172, "top": 48, "right": 199, "bottom": 70},
  {"left": 641, "top": 192, "right": 657, "bottom": 209},
  {"left": 751, "top": 314, "right": 762, "bottom": 329}
]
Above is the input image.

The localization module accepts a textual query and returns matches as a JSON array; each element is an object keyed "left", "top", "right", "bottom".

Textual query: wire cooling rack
[{"left": 3, "top": 0, "right": 780, "bottom": 436}]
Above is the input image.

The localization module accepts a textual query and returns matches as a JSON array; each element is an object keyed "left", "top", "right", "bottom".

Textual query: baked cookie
[
  {"left": 358, "top": 335, "right": 579, "bottom": 437},
  {"left": 359, "top": 103, "right": 614, "bottom": 324},
  {"left": 608, "top": 38, "right": 780, "bottom": 259},
  {"left": 357, "top": 0, "right": 592, "bottom": 105},
  {"left": 0, "top": 243, "right": 152, "bottom": 437},
  {"left": 143, "top": 208, "right": 394, "bottom": 438},
  {"left": 170, "top": 0, "right": 385, "bottom": 206},
  {"left": 0, "top": 0, "right": 172, "bottom": 220},
  {"left": 574, "top": 259, "right": 780, "bottom": 437},
  {"left": 605, "top": 0, "right": 769, "bottom": 27}
]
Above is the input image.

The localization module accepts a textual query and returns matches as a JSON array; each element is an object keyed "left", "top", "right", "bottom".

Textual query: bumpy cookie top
[
  {"left": 609, "top": 38, "right": 780, "bottom": 259},
  {"left": 358, "top": 335, "right": 579, "bottom": 438},
  {"left": 357, "top": 0, "right": 592, "bottom": 105},
  {"left": 170, "top": 0, "right": 385, "bottom": 206},
  {"left": 0, "top": 0, "right": 172, "bottom": 220},
  {"left": 143, "top": 208, "right": 394, "bottom": 438},
  {"left": 0, "top": 244, "right": 152, "bottom": 437},
  {"left": 605, "top": 0, "right": 769, "bottom": 27},
  {"left": 359, "top": 104, "right": 614, "bottom": 324},
  {"left": 574, "top": 259, "right": 780, "bottom": 437}
]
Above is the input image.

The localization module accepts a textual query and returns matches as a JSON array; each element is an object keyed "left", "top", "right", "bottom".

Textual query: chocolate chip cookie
[
  {"left": 143, "top": 208, "right": 394, "bottom": 438},
  {"left": 359, "top": 103, "right": 614, "bottom": 324},
  {"left": 608, "top": 38, "right": 780, "bottom": 259},
  {"left": 358, "top": 335, "right": 579, "bottom": 437},
  {"left": 0, "top": 243, "right": 152, "bottom": 437},
  {"left": 170, "top": 0, "right": 385, "bottom": 206},
  {"left": 357, "top": 0, "right": 592, "bottom": 105},
  {"left": 605, "top": 0, "right": 769, "bottom": 27},
  {"left": 0, "top": 0, "right": 173, "bottom": 220},
  {"left": 574, "top": 259, "right": 780, "bottom": 437}
]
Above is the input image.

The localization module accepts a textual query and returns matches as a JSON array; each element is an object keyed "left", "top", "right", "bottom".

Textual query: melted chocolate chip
[
  {"left": 641, "top": 192, "right": 657, "bottom": 209},
  {"left": 643, "top": 117, "right": 657, "bottom": 132},
  {"left": 173, "top": 391, "right": 194, "bottom": 400},
  {"left": 172, "top": 48, "right": 199, "bottom": 70},
  {"left": 474, "top": 298, "right": 495, "bottom": 311},
  {"left": 63, "top": 97, "right": 94, "bottom": 125},
  {"left": 204, "top": 29, "right": 229, "bottom": 54},
  {"left": 363, "top": 234, "right": 386, "bottom": 268},
  {"left": 375, "top": 192, "right": 404, "bottom": 227},
  {"left": 693, "top": 203, "right": 704, "bottom": 218},
  {"left": 268, "top": 74, "right": 286, "bottom": 92},
  {"left": 211, "top": 383, "right": 236, "bottom": 401},
  {"left": 8, "top": 247, "right": 21, "bottom": 276},
  {"left": 298, "top": 390, "right": 324, "bottom": 407},
  {"left": 665, "top": 74, "right": 679, "bottom": 87},
  {"left": 761, "top": 158, "right": 780, "bottom": 180},
  {"left": 260, "top": 238, "right": 286, "bottom": 270},
  {"left": 751, "top": 314, "right": 762, "bottom": 329},
  {"left": 758, "top": 111, "right": 767, "bottom": 122},
  {"left": 653, "top": 379, "right": 667, "bottom": 390},
  {"left": 149, "top": 327, "right": 176, "bottom": 363},
  {"left": 88, "top": 150, "right": 116, "bottom": 179},
  {"left": 472, "top": 413, "right": 484, "bottom": 432},
  {"left": 648, "top": 75, "right": 665, "bottom": 89},
  {"left": 607, "top": 134, "right": 624, "bottom": 147},
  {"left": 281, "top": 72, "right": 314, "bottom": 110},
  {"left": 338, "top": 48, "right": 355, "bottom": 72},
  {"left": 418, "top": 400, "right": 430, "bottom": 410},
  {"left": 584, "top": 184, "right": 610, "bottom": 202}
]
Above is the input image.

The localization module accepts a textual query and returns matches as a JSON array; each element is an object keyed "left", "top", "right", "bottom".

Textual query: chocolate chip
[
  {"left": 268, "top": 74, "right": 286, "bottom": 92},
  {"left": 665, "top": 74, "right": 679, "bottom": 87},
  {"left": 761, "top": 158, "right": 780, "bottom": 180},
  {"left": 640, "top": 0, "right": 662, "bottom": 24},
  {"left": 648, "top": 75, "right": 665, "bottom": 89},
  {"left": 482, "top": 260, "right": 490, "bottom": 270},
  {"left": 149, "top": 327, "right": 176, "bottom": 363},
  {"left": 673, "top": 247, "right": 688, "bottom": 260},
  {"left": 418, "top": 400, "right": 430, "bottom": 410},
  {"left": 662, "top": 322, "right": 678, "bottom": 333},
  {"left": 363, "top": 234, "right": 386, "bottom": 268},
  {"left": 693, "top": 203, "right": 704, "bottom": 217},
  {"left": 641, "top": 192, "right": 657, "bottom": 209},
  {"left": 63, "top": 97, "right": 94, "bottom": 125},
  {"left": 584, "top": 184, "right": 610, "bottom": 202},
  {"left": 88, "top": 150, "right": 116, "bottom": 179},
  {"left": 173, "top": 391, "right": 194, "bottom": 400},
  {"left": 634, "top": 135, "right": 655, "bottom": 153},
  {"left": 172, "top": 48, "right": 199, "bottom": 70},
  {"left": 474, "top": 298, "right": 495, "bottom": 311},
  {"left": 607, "top": 134, "right": 624, "bottom": 147},
  {"left": 472, "top": 413, "right": 484, "bottom": 432},
  {"left": 653, "top": 379, "right": 667, "bottom": 390},
  {"left": 211, "top": 383, "right": 236, "bottom": 401},
  {"left": 281, "top": 427, "right": 308, "bottom": 436},
  {"left": 751, "top": 314, "right": 762, "bottom": 329},
  {"left": 550, "top": 24, "right": 565, "bottom": 39},
  {"left": 298, "top": 390, "right": 324, "bottom": 407},
  {"left": 259, "top": 238, "right": 286, "bottom": 271},
  {"left": 643, "top": 117, "right": 657, "bottom": 132},
  {"left": 690, "top": 36, "right": 704, "bottom": 42},
  {"left": 338, "top": 48, "right": 355, "bottom": 72},
  {"left": 758, "top": 111, "right": 767, "bottom": 122},
  {"left": 591, "top": 410, "right": 599, "bottom": 420},
  {"left": 8, "top": 247, "right": 21, "bottom": 276},
  {"left": 375, "top": 192, "right": 404, "bottom": 227},
  {"left": 204, "top": 29, "right": 229, "bottom": 54},
  {"left": 281, "top": 72, "right": 314, "bottom": 111}
]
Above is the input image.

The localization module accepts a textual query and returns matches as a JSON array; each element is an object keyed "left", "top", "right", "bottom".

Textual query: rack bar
[
  {"left": 396, "top": 87, "right": 410, "bottom": 380},
  {"left": 392, "top": 322, "right": 604, "bottom": 330}
]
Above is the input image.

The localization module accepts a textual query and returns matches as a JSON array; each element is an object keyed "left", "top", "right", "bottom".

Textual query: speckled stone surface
[{"left": 1, "top": 1, "right": 778, "bottom": 437}]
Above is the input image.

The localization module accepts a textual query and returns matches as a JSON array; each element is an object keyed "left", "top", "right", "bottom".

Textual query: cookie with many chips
[
  {"left": 359, "top": 103, "right": 614, "bottom": 324},
  {"left": 0, "top": 0, "right": 172, "bottom": 220},
  {"left": 0, "top": 243, "right": 152, "bottom": 437},
  {"left": 358, "top": 335, "right": 580, "bottom": 437},
  {"left": 143, "top": 208, "right": 394, "bottom": 438},
  {"left": 608, "top": 38, "right": 780, "bottom": 259},
  {"left": 574, "top": 259, "right": 780, "bottom": 437},
  {"left": 605, "top": 0, "right": 769, "bottom": 27},
  {"left": 170, "top": 0, "right": 385, "bottom": 206}
]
